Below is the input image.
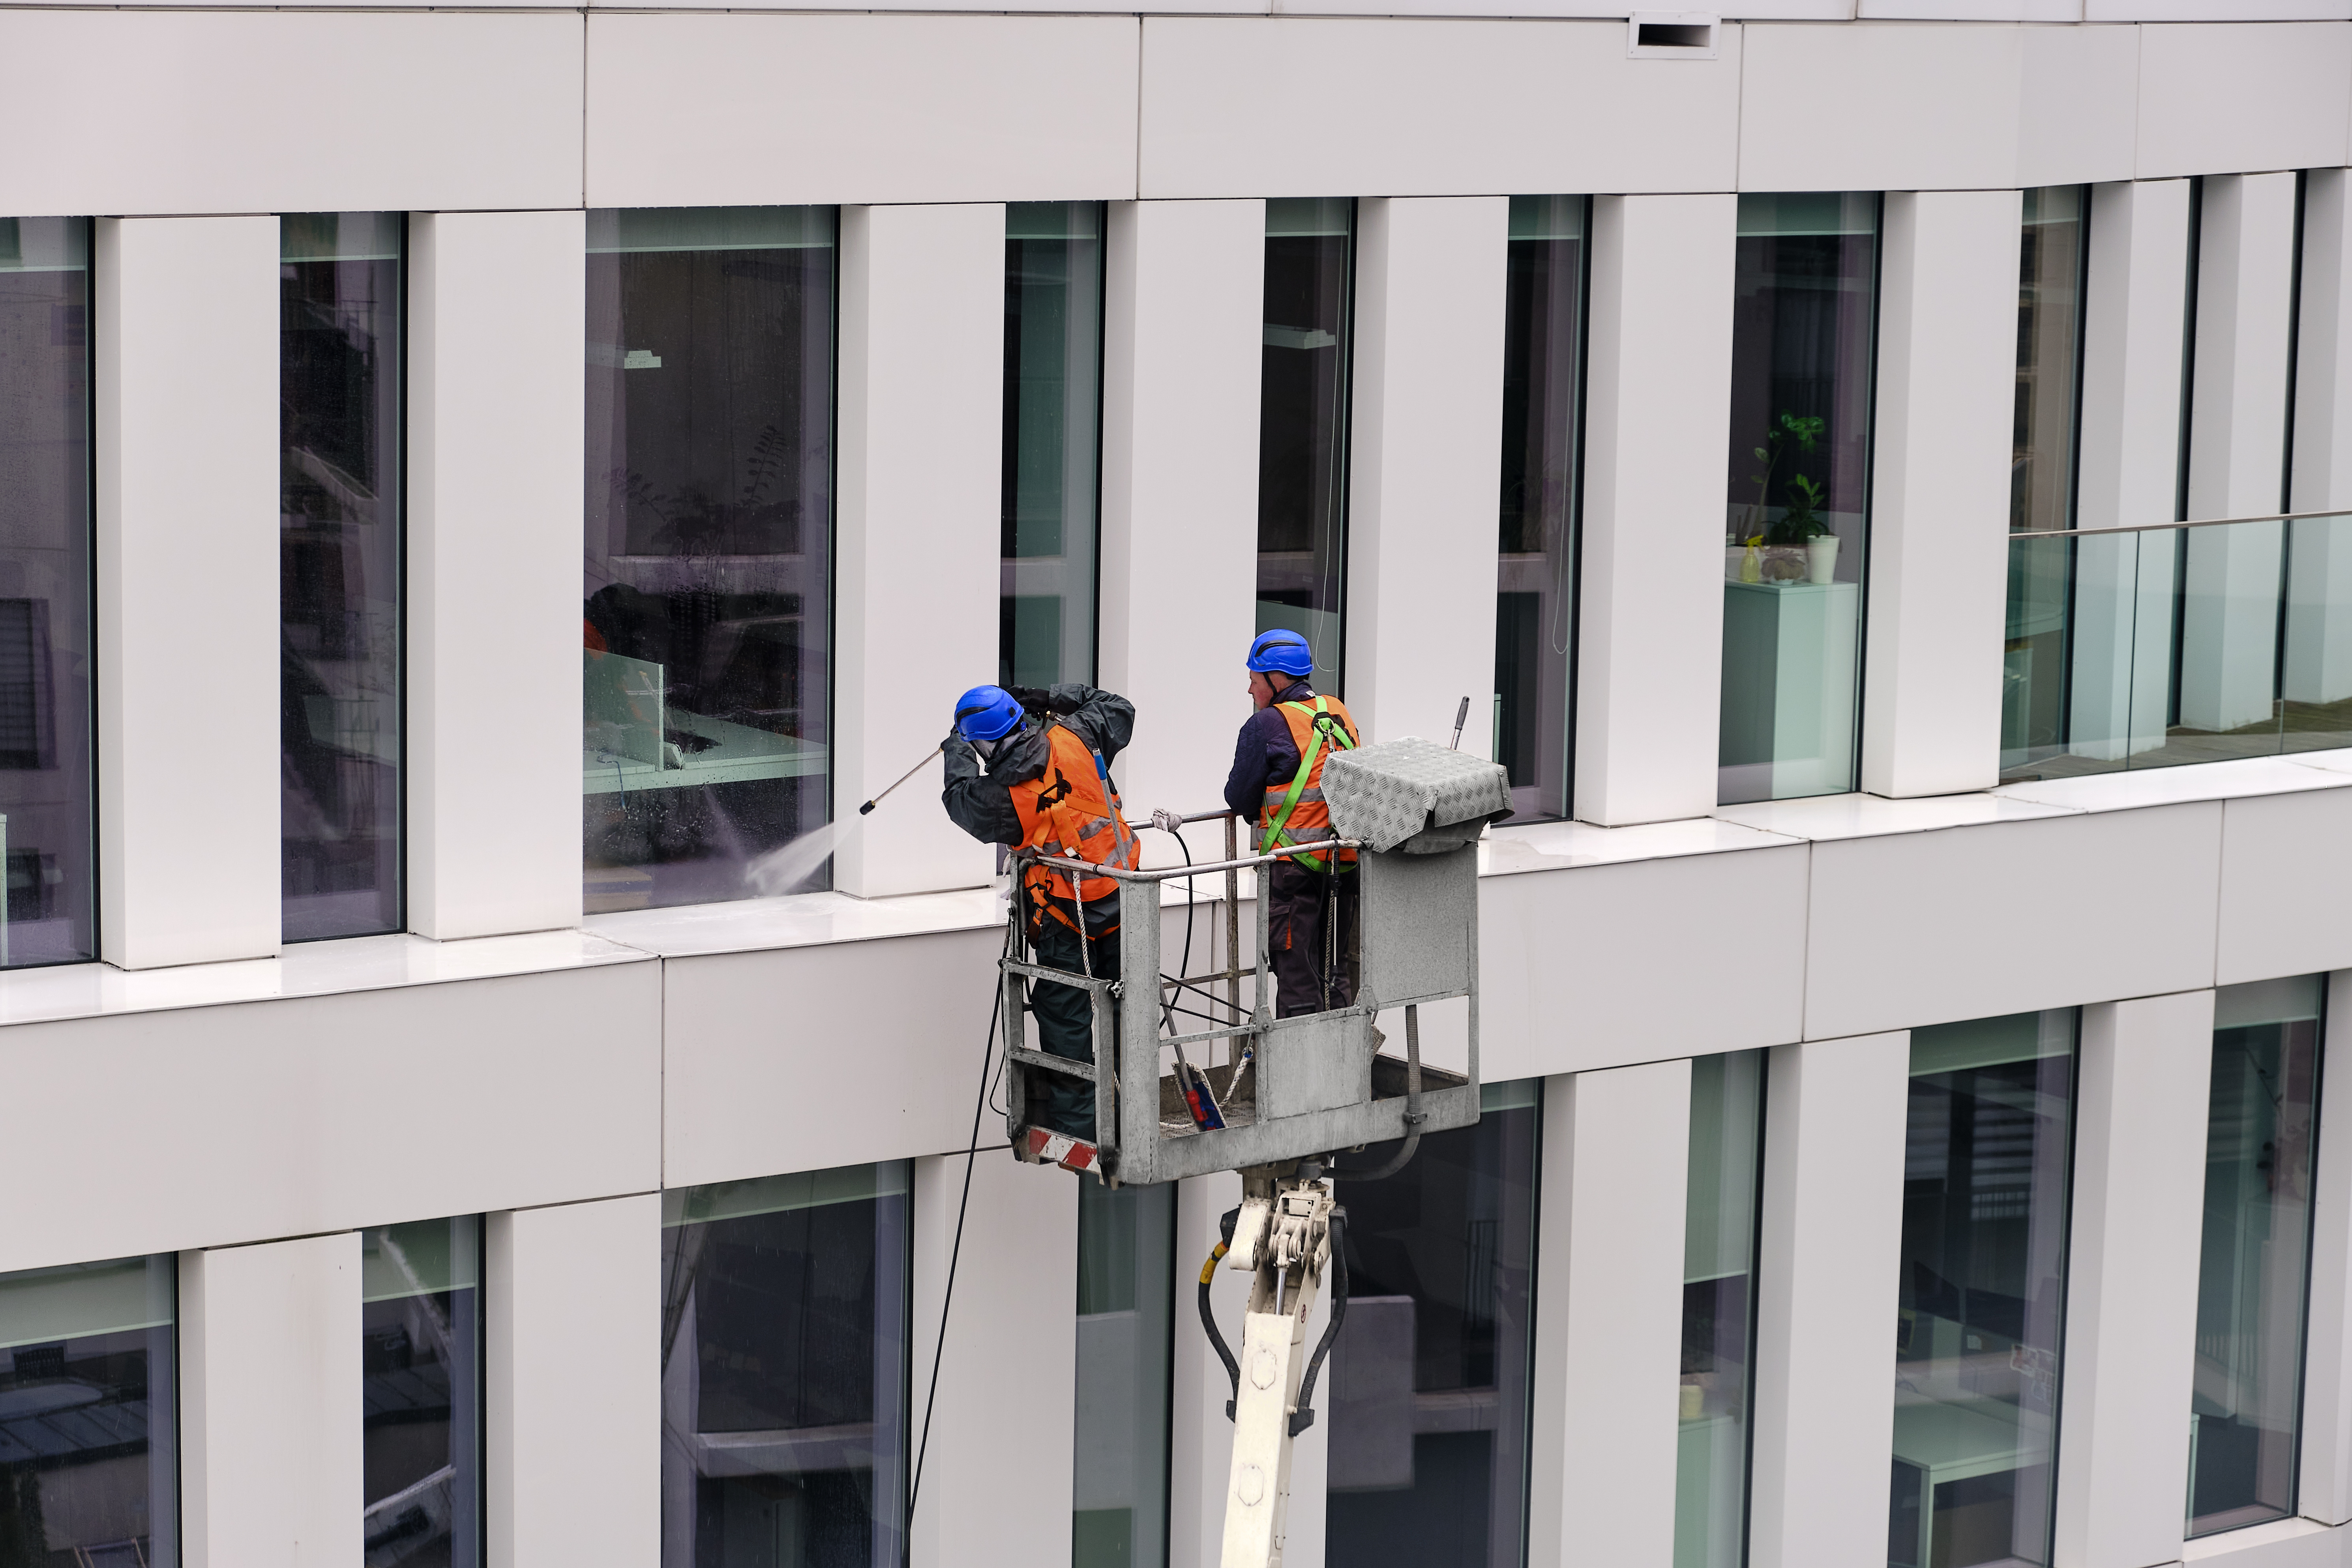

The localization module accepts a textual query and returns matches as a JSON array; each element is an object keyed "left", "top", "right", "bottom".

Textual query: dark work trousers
[
  {"left": 1029, "top": 918, "right": 1122, "bottom": 1140},
  {"left": 1267, "top": 858, "right": 1359, "bottom": 1018}
]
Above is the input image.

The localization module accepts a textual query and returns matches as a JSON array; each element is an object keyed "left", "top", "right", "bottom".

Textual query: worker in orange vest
[
  {"left": 1223, "top": 629, "right": 1361, "bottom": 1017},
  {"left": 942, "top": 680, "right": 1138, "bottom": 1145}
]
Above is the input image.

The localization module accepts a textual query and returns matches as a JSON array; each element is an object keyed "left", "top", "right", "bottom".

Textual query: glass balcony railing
[{"left": 2003, "top": 510, "right": 2352, "bottom": 782}]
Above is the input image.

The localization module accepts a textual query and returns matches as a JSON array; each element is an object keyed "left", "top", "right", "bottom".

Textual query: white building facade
[{"left": 5, "top": 6, "right": 2352, "bottom": 1568}]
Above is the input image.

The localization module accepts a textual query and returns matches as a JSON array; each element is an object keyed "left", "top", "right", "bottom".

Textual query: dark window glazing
[
  {"left": 1259, "top": 199, "right": 1355, "bottom": 688},
  {"left": 661, "top": 1163, "right": 910, "bottom": 1568},
  {"left": 2189, "top": 977, "right": 2325, "bottom": 1537},
  {"left": 281, "top": 213, "right": 403, "bottom": 942},
  {"left": 1325, "top": 1081, "right": 1539, "bottom": 1567},
  {"left": 1003, "top": 202, "right": 1103, "bottom": 691},
  {"left": 1890, "top": 1011, "right": 2076, "bottom": 1568},
  {"left": 2003, "top": 187, "right": 2090, "bottom": 773},
  {"left": 1720, "top": 193, "right": 1880, "bottom": 806},
  {"left": 1072, "top": 1179, "right": 1172, "bottom": 1568},
  {"left": 585, "top": 207, "right": 836, "bottom": 912},
  {"left": 0, "top": 1253, "right": 177, "bottom": 1566},
  {"left": 1677, "top": 1051, "right": 1765, "bottom": 1568},
  {"left": 1495, "top": 196, "right": 1587, "bottom": 822},
  {"left": 0, "top": 217, "right": 95, "bottom": 966},
  {"left": 360, "top": 1216, "right": 481, "bottom": 1568}
]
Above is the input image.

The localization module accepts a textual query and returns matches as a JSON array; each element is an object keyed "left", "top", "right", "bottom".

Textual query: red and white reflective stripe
[{"left": 1023, "top": 1126, "right": 1098, "bottom": 1172}]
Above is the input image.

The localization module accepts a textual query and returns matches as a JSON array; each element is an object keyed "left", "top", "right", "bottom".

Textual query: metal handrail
[
  {"left": 2010, "top": 505, "right": 2352, "bottom": 540},
  {"left": 1027, "top": 839, "right": 1360, "bottom": 884}
]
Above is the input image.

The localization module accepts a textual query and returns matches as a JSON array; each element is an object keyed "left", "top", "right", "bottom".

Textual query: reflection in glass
[
  {"left": 661, "top": 1163, "right": 910, "bottom": 1568},
  {"left": 2002, "top": 512, "right": 2352, "bottom": 781},
  {"left": 282, "top": 213, "right": 403, "bottom": 942},
  {"left": 0, "top": 217, "right": 96, "bottom": 967},
  {"left": 2003, "top": 189, "right": 2089, "bottom": 769},
  {"left": 1676, "top": 1051, "right": 1765, "bottom": 1568},
  {"left": 0, "top": 1253, "right": 176, "bottom": 1566},
  {"left": 585, "top": 207, "right": 836, "bottom": 912},
  {"left": 1003, "top": 203, "right": 1103, "bottom": 690},
  {"left": 2012, "top": 188, "right": 2088, "bottom": 536},
  {"left": 1072, "top": 1179, "right": 1172, "bottom": 1568},
  {"left": 1326, "top": 1081, "right": 1538, "bottom": 1567},
  {"left": 1495, "top": 197, "right": 1587, "bottom": 822},
  {"left": 361, "top": 1216, "right": 481, "bottom": 1568},
  {"left": 1719, "top": 193, "right": 1880, "bottom": 806},
  {"left": 1889, "top": 1011, "right": 2076, "bottom": 1568},
  {"left": 2189, "top": 977, "right": 2325, "bottom": 1537},
  {"left": 1258, "top": 199, "right": 1355, "bottom": 688}
]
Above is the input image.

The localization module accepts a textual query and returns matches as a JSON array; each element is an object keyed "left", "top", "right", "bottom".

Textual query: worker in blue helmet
[
  {"left": 1225, "top": 629, "right": 1363, "bottom": 1016},
  {"left": 942, "top": 678, "right": 1136, "bottom": 1154}
]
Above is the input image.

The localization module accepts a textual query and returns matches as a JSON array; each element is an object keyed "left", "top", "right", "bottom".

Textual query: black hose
[
  {"left": 905, "top": 985, "right": 1001, "bottom": 1549},
  {"left": 1289, "top": 1208, "right": 1349, "bottom": 1437},
  {"left": 1202, "top": 1206, "right": 1243, "bottom": 1421}
]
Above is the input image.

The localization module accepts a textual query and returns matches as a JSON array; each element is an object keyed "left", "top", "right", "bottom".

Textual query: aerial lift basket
[{"left": 999, "top": 736, "right": 1511, "bottom": 1186}]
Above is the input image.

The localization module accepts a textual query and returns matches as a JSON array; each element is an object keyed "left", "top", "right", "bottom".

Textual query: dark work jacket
[
  {"left": 1223, "top": 678, "right": 1322, "bottom": 821},
  {"left": 941, "top": 683, "right": 1136, "bottom": 848}
]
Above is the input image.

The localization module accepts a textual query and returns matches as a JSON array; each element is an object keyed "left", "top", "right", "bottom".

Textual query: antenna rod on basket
[{"left": 1448, "top": 696, "right": 1471, "bottom": 751}]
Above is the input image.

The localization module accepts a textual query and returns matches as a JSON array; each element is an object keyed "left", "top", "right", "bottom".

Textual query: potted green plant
[{"left": 1769, "top": 473, "right": 1840, "bottom": 584}]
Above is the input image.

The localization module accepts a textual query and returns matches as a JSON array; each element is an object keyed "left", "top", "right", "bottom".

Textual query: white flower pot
[{"left": 1807, "top": 535, "right": 1840, "bottom": 585}]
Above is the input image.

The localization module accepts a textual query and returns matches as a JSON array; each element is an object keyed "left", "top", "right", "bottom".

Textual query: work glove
[
  {"left": 1008, "top": 685, "right": 1053, "bottom": 716},
  {"left": 941, "top": 732, "right": 979, "bottom": 783}
]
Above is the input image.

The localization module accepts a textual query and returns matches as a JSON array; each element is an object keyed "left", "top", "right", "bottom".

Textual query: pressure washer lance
[
  {"left": 857, "top": 745, "right": 943, "bottom": 815},
  {"left": 1449, "top": 695, "right": 1472, "bottom": 750}
]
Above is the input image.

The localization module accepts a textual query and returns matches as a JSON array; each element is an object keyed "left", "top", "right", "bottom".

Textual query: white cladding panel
[
  {"left": 488, "top": 1195, "right": 662, "bottom": 1568},
  {"left": 1575, "top": 193, "right": 1738, "bottom": 826},
  {"left": 409, "top": 209, "right": 587, "bottom": 940},
  {"left": 661, "top": 929, "right": 1004, "bottom": 1189},
  {"left": 2135, "top": 22, "right": 2352, "bottom": 178},
  {"left": 1740, "top": 22, "right": 2029, "bottom": 192},
  {"left": 95, "top": 215, "right": 281, "bottom": 970},
  {"left": 2214, "top": 788, "right": 2352, "bottom": 984},
  {"left": 834, "top": 204, "right": 1005, "bottom": 899},
  {"left": 2016, "top": 21, "right": 2143, "bottom": 186},
  {"left": 585, "top": 13, "right": 1140, "bottom": 208},
  {"left": 2054, "top": 991, "right": 2211, "bottom": 1568},
  {"left": 1748, "top": 1031, "right": 1912, "bottom": 1568},
  {"left": 0, "top": 10, "right": 582, "bottom": 216},
  {"left": 1527, "top": 1060, "right": 1690, "bottom": 1568},
  {"left": 1136, "top": 18, "right": 1743, "bottom": 199},
  {"left": 1862, "top": 189, "right": 2021, "bottom": 798},
  {"left": 1344, "top": 196, "right": 1510, "bottom": 753},
  {"left": 180, "top": 1234, "right": 363, "bottom": 1568},
  {"left": 1804, "top": 805, "right": 2224, "bottom": 1039},
  {"left": 1479, "top": 846, "right": 1810, "bottom": 1081},
  {"left": 909, "top": 1152, "right": 1079, "bottom": 1566},
  {"left": 0, "top": 964, "right": 660, "bottom": 1275}
]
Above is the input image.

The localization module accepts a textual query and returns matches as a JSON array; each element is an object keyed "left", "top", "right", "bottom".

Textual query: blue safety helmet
[
  {"left": 1246, "top": 629, "right": 1314, "bottom": 677},
  {"left": 954, "top": 684, "right": 1024, "bottom": 743}
]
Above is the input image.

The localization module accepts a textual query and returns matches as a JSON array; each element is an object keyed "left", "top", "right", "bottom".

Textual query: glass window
[
  {"left": 1720, "top": 193, "right": 1880, "bottom": 806},
  {"left": 1072, "top": 1180, "right": 1172, "bottom": 1568},
  {"left": 1890, "top": 1010, "right": 2077, "bottom": 1568},
  {"left": 0, "top": 217, "right": 95, "bottom": 967},
  {"left": 585, "top": 207, "right": 836, "bottom": 912},
  {"left": 1496, "top": 197, "right": 1587, "bottom": 823},
  {"left": 2003, "top": 189, "right": 2091, "bottom": 774},
  {"left": 360, "top": 1216, "right": 481, "bottom": 1567},
  {"left": 0, "top": 1253, "right": 177, "bottom": 1566},
  {"left": 281, "top": 213, "right": 404, "bottom": 942},
  {"left": 2189, "top": 976, "right": 2326, "bottom": 1537},
  {"left": 1677, "top": 1051, "right": 1766, "bottom": 1568},
  {"left": 661, "top": 1163, "right": 910, "bottom": 1568},
  {"left": 1258, "top": 199, "right": 1355, "bottom": 688},
  {"left": 1326, "top": 1080, "right": 1539, "bottom": 1566},
  {"left": 1003, "top": 203, "right": 1103, "bottom": 690}
]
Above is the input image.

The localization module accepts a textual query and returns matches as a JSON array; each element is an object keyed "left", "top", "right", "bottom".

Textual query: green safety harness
[{"left": 1257, "top": 697, "right": 1358, "bottom": 873}]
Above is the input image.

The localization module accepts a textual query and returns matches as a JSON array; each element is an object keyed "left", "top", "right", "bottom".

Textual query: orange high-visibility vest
[
  {"left": 1010, "top": 721, "right": 1140, "bottom": 935},
  {"left": 1257, "top": 695, "right": 1361, "bottom": 873}
]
